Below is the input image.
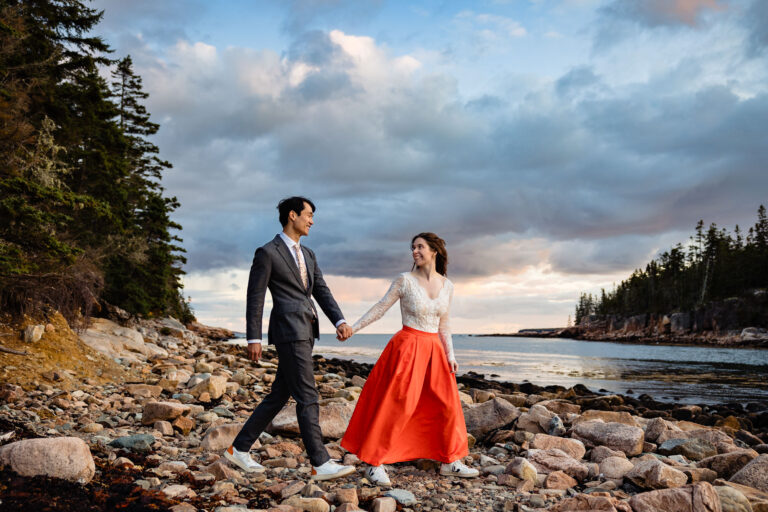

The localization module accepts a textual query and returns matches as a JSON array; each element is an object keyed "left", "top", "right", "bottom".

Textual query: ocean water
[{"left": 228, "top": 333, "right": 768, "bottom": 405}]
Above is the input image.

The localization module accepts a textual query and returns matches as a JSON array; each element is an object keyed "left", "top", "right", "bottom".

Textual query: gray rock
[
  {"left": 109, "top": 434, "right": 156, "bottom": 453},
  {"left": 384, "top": 489, "right": 417, "bottom": 506},
  {"left": 730, "top": 454, "right": 768, "bottom": 492},
  {"left": 0, "top": 437, "right": 95, "bottom": 483},
  {"left": 658, "top": 437, "right": 717, "bottom": 461},
  {"left": 548, "top": 415, "right": 566, "bottom": 436},
  {"left": 462, "top": 397, "right": 521, "bottom": 440}
]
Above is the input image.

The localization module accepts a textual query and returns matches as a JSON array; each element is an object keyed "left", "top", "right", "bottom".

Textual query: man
[{"left": 224, "top": 196, "right": 355, "bottom": 480}]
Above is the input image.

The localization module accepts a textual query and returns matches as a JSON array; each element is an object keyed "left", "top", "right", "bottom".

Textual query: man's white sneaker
[
  {"left": 365, "top": 465, "right": 391, "bottom": 486},
  {"left": 311, "top": 459, "right": 356, "bottom": 481},
  {"left": 224, "top": 445, "right": 265, "bottom": 473},
  {"left": 440, "top": 460, "right": 479, "bottom": 478}
]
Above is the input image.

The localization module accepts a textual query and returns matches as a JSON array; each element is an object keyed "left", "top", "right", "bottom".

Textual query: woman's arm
[
  {"left": 438, "top": 283, "right": 457, "bottom": 371},
  {"left": 350, "top": 274, "right": 405, "bottom": 334}
]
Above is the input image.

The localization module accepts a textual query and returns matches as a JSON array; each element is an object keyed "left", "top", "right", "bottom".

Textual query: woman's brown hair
[{"left": 411, "top": 232, "right": 448, "bottom": 276}]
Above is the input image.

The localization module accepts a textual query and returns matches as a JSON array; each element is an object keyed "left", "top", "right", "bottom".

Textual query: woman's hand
[{"left": 450, "top": 360, "right": 459, "bottom": 374}]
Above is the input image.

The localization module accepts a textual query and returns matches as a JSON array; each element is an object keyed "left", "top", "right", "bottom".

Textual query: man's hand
[
  {"left": 450, "top": 360, "right": 459, "bottom": 374},
  {"left": 247, "top": 343, "right": 262, "bottom": 362},
  {"left": 336, "top": 323, "right": 353, "bottom": 342}
]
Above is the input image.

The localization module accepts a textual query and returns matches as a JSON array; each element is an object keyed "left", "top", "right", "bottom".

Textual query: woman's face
[{"left": 412, "top": 237, "right": 436, "bottom": 267}]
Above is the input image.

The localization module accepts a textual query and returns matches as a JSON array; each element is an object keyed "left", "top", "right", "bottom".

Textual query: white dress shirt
[{"left": 248, "top": 232, "right": 346, "bottom": 344}]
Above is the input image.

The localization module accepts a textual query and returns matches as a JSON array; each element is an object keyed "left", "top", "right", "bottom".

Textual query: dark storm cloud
[{"left": 96, "top": 17, "right": 768, "bottom": 281}]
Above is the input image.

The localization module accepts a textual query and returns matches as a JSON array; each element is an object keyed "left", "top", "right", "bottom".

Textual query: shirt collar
[{"left": 279, "top": 231, "right": 300, "bottom": 249}]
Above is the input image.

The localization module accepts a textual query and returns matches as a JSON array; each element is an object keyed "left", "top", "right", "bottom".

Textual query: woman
[{"left": 340, "top": 233, "right": 478, "bottom": 485}]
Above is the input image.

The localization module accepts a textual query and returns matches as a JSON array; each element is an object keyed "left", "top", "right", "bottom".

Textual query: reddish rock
[
  {"left": 173, "top": 415, "right": 195, "bottom": 435},
  {"left": 532, "top": 433, "right": 586, "bottom": 460},
  {"left": 200, "top": 422, "right": 245, "bottom": 451},
  {"left": 528, "top": 448, "right": 589, "bottom": 481},
  {"left": 549, "top": 494, "right": 632, "bottom": 511},
  {"left": 730, "top": 454, "right": 768, "bottom": 492},
  {"left": 545, "top": 470, "right": 578, "bottom": 490},
  {"left": 141, "top": 401, "right": 191, "bottom": 425},
  {"left": 628, "top": 482, "right": 722, "bottom": 512},
  {"left": 699, "top": 450, "right": 759, "bottom": 479},
  {"left": 571, "top": 420, "right": 645, "bottom": 456},
  {"left": 625, "top": 459, "right": 688, "bottom": 490}
]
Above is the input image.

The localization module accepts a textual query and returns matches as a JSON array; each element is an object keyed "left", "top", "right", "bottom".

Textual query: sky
[{"left": 90, "top": 0, "right": 768, "bottom": 334}]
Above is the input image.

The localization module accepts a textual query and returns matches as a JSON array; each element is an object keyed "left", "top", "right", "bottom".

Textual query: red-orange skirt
[{"left": 340, "top": 326, "right": 469, "bottom": 466}]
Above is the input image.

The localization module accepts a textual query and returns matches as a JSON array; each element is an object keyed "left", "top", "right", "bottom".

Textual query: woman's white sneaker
[
  {"left": 311, "top": 459, "right": 356, "bottom": 481},
  {"left": 224, "top": 445, "right": 265, "bottom": 473},
  {"left": 440, "top": 460, "right": 479, "bottom": 478},
  {"left": 365, "top": 465, "right": 391, "bottom": 486}
]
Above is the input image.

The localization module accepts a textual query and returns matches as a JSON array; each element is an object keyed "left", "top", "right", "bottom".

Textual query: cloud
[
  {"left": 743, "top": 0, "right": 768, "bottom": 57},
  {"left": 600, "top": 0, "right": 727, "bottom": 28},
  {"left": 278, "top": 0, "right": 384, "bottom": 34}
]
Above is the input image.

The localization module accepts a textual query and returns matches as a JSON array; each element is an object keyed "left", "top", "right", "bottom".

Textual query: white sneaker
[
  {"left": 365, "top": 465, "right": 391, "bottom": 486},
  {"left": 311, "top": 459, "right": 356, "bottom": 481},
  {"left": 224, "top": 445, "right": 265, "bottom": 473},
  {"left": 440, "top": 460, "right": 479, "bottom": 478}
]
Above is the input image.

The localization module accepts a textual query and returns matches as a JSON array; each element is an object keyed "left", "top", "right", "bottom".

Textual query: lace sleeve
[
  {"left": 438, "top": 282, "right": 455, "bottom": 362},
  {"left": 351, "top": 274, "right": 404, "bottom": 334}
]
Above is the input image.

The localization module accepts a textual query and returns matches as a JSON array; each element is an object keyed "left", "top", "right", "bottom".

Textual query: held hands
[
  {"left": 336, "top": 323, "right": 353, "bottom": 342},
  {"left": 247, "top": 343, "right": 262, "bottom": 362}
]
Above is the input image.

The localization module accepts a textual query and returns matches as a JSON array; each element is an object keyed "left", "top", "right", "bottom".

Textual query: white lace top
[{"left": 351, "top": 272, "right": 455, "bottom": 362}]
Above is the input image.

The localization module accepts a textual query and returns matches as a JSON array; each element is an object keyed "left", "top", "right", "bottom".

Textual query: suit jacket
[{"left": 246, "top": 234, "right": 344, "bottom": 343}]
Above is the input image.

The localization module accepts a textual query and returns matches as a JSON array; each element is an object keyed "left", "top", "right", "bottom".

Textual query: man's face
[{"left": 291, "top": 202, "right": 314, "bottom": 237}]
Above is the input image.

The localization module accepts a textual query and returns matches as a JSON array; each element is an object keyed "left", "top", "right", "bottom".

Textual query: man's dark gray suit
[{"left": 232, "top": 234, "right": 345, "bottom": 466}]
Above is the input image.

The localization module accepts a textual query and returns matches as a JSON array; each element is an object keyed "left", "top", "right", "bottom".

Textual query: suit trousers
[{"left": 232, "top": 339, "right": 330, "bottom": 467}]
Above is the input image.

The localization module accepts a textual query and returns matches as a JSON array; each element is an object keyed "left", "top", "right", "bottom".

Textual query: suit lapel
[{"left": 273, "top": 236, "right": 305, "bottom": 289}]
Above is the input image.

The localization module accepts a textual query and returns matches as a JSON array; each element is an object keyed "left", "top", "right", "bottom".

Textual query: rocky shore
[{"left": 1, "top": 313, "right": 768, "bottom": 511}]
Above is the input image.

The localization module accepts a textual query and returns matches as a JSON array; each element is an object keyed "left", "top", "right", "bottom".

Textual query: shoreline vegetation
[{"left": 1, "top": 314, "right": 767, "bottom": 511}]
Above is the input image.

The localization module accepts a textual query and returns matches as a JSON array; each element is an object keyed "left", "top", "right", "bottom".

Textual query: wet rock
[
  {"left": 628, "top": 481, "right": 722, "bottom": 512},
  {"left": 625, "top": 459, "right": 688, "bottom": 490},
  {"left": 730, "top": 454, "right": 768, "bottom": 492},
  {"left": 0, "top": 437, "right": 95, "bottom": 484},
  {"left": 462, "top": 397, "right": 521, "bottom": 439},
  {"left": 531, "top": 433, "right": 586, "bottom": 460},
  {"left": 109, "top": 434, "right": 156, "bottom": 453},
  {"left": 528, "top": 448, "right": 589, "bottom": 481},
  {"left": 571, "top": 420, "right": 644, "bottom": 456}
]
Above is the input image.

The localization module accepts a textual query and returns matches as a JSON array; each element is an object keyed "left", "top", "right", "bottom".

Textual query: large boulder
[
  {"left": 658, "top": 437, "right": 718, "bottom": 461},
  {"left": 531, "top": 433, "right": 586, "bottom": 460},
  {"left": 645, "top": 417, "right": 683, "bottom": 444},
  {"left": 0, "top": 437, "right": 95, "bottom": 483},
  {"left": 268, "top": 402, "right": 355, "bottom": 439},
  {"left": 200, "top": 423, "right": 245, "bottom": 452},
  {"left": 715, "top": 485, "right": 754, "bottom": 512},
  {"left": 462, "top": 398, "right": 521, "bottom": 440},
  {"left": 571, "top": 420, "right": 644, "bottom": 456},
  {"left": 79, "top": 318, "right": 148, "bottom": 360},
  {"left": 731, "top": 455, "right": 768, "bottom": 492},
  {"left": 527, "top": 448, "right": 589, "bottom": 481},
  {"left": 549, "top": 494, "right": 632, "bottom": 512},
  {"left": 700, "top": 450, "right": 759, "bottom": 480},
  {"left": 600, "top": 456, "right": 635, "bottom": 480},
  {"left": 628, "top": 482, "right": 722, "bottom": 512},
  {"left": 516, "top": 403, "right": 554, "bottom": 434},
  {"left": 625, "top": 459, "right": 688, "bottom": 490}
]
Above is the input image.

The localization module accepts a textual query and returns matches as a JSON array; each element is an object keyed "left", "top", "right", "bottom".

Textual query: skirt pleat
[{"left": 340, "top": 326, "right": 469, "bottom": 465}]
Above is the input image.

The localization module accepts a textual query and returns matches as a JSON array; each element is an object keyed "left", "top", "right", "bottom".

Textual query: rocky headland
[
  {"left": 487, "top": 293, "right": 768, "bottom": 348},
  {"left": 1, "top": 312, "right": 768, "bottom": 512}
]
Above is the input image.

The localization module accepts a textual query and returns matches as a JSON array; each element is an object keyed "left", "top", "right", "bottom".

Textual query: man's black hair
[{"left": 277, "top": 196, "right": 316, "bottom": 226}]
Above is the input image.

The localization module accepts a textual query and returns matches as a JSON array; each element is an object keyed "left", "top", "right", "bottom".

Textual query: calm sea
[{"left": 228, "top": 333, "right": 768, "bottom": 405}]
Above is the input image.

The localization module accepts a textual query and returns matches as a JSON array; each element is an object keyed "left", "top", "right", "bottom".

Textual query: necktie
[{"left": 294, "top": 244, "right": 308, "bottom": 289}]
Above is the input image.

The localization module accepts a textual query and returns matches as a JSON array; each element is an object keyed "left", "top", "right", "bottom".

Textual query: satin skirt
[{"left": 340, "top": 325, "right": 469, "bottom": 465}]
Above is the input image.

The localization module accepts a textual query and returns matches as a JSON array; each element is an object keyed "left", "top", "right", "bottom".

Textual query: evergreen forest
[
  {"left": 0, "top": 0, "right": 192, "bottom": 324},
  {"left": 575, "top": 206, "right": 768, "bottom": 324}
]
